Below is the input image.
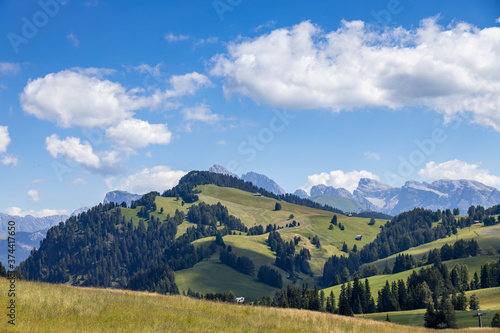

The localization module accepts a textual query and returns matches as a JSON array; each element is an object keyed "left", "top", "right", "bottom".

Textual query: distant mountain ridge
[
  {"left": 295, "top": 178, "right": 500, "bottom": 216},
  {"left": 0, "top": 213, "right": 68, "bottom": 234},
  {"left": 208, "top": 164, "right": 286, "bottom": 195},
  {"left": 103, "top": 190, "right": 142, "bottom": 207},
  {"left": 208, "top": 164, "right": 238, "bottom": 178},
  {"left": 241, "top": 172, "right": 286, "bottom": 195}
]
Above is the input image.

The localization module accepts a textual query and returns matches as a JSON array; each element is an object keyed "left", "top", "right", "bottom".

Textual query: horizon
[{"left": 1, "top": 0, "right": 500, "bottom": 217}]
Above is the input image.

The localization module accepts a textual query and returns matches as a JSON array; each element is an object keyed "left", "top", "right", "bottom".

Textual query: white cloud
[
  {"left": 164, "top": 33, "right": 189, "bottom": 42},
  {"left": 216, "top": 139, "right": 226, "bottom": 145},
  {"left": 32, "top": 178, "right": 44, "bottom": 184},
  {"left": 418, "top": 159, "right": 500, "bottom": 187},
  {"left": 0, "top": 125, "right": 11, "bottom": 153},
  {"left": 496, "top": 17, "right": 500, "bottom": 24},
  {"left": 27, "top": 189, "right": 39, "bottom": 203},
  {"left": 20, "top": 69, "right": 163, "bottom": 129},
  {"left": 67, "top": 33, "right": 79, "bottom": 47},
  {"left": 212, "top": 19, "right": 500, "bottom": 132},
  {"left": 45, "top": 134, "right": 120, "bottom": 173},
  {"left": 364, "top": 151, "right": 380, "bottom": 160},
  {"left": 167, "top": 72, "right": 213, "bottom": 97},
  {"left": 0, "top": 62, "right": 21, "bottom": 75},
  {"left": 1, "top": 155, "right": 17, "bottom": 166},
  {"left": 117, "top": 166, "right": 187, "bottom": 194},
  {"left": 182, "top": 104, "right": 220, "bottom": 123},
  {"left": 5, "top": 207, "right": 68, "bottom": 218},
  {"left": 106, "top": 118, "right": 172, "bottom": 149},
  {"left": 300, "top": 170, "right": 379, "bottom": 194}
]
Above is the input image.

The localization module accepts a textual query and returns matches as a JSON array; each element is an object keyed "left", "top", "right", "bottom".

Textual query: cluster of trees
[
  {"left": 311, "top": 235, "right": 321, "bottom": 248},
  {"left": 247, "top": 223, "right": 299, "bottom": 236},
  {"left": 391, "top": 254, "right": 416, "bottom": 274},
  {"left": 427, "top": 239, "right": 481, "bottom": 264},
  {"left": 257, "top": 265, "right": 282, "bottom": 288},
  {"left": 187, "top": 202, "right": 247, "bottom": 232},
  {"left": 337, "top": 274, "right": 377, "bottom": 315},
  {"left": 219, "top": 248, "right": 255, "bottom": 276},
  {"left": 254, "top": 284, "right": 336, "bottom": 314},
  {"left": 267, "top": 231, "right": 311, "bottom": 274},
  {"left": 131, "top": 191, "right": 160, "bottom": 211},
  {"left": 479, "top": 258, "right": 500, "bottom": 289},
  {"left": 162, "top": 183, "right": 200, "bottom": 203}
]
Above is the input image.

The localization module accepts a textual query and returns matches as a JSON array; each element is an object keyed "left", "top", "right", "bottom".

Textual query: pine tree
[
  {"left": 441, "top": 297, "right": 458, "bottom": 329},
  {"left": 424, "top": 302, "right": 438, "bottom": 329},
  {"left": 469, "top": 293, "right": 480, "bottom": 310},
  {"left": 385, "top": 313, "right": 391, "bottom": 322}
]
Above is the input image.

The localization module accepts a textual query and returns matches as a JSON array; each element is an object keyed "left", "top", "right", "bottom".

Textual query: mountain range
[{"left": 295, "top": 178, "right": 500, "bottom": 216}]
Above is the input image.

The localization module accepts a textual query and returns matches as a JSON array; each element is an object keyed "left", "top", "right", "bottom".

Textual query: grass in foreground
[{"left": 2, "top": 278, "right": 497, "bottom": 333}]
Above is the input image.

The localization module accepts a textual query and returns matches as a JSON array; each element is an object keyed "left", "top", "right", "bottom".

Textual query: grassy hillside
[
  {"left": 1, "top": 278, "right": 495, "bottom": 333},
  {"left": 360, "top": 286, "right": 500, "bottom": 328},
  {"left": 312, "top": 194, "right": 367, "bottom": 213},
  {"left": 170, "top": 185, "right": 384, "bottom": 296},
  {"left": 366, "top": 223, "right": 500, "bottom": 273}
]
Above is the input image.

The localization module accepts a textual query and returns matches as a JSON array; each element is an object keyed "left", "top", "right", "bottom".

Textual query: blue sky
[{"left": 1, "top": 0, "right": 500, "bottom": 216}]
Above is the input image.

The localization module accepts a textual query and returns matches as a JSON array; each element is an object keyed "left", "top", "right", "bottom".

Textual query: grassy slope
[
  {"left": 2, "top": 278, "right": 495, "bottom": 333},
  {"left": 360, "top": 286, "right": 500, "bottom": 328},
  {"left": 174, "top": 185, "right": 383, "bottom": 296},
  {"left": 366, "top": 223, "right": 500, "bottom": 273}
]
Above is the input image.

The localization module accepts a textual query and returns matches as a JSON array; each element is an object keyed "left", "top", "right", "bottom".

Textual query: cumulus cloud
[
  {"left": 45, "top": 134, "right": 121, "bottom": 173},
  {"left": 20, "top": 69, "right": 163, "bottom": 129},
  {"left": 164, "top": 33, "right": 189, "bottom": 42},
  {"left": 5, "top": 207, "right": 68, "bottom": 218},
  {"left": 418, "top": 159, "right": 500, "bottom": 187},
  {"left": 106, "top": 118, "right": 172, "bottom": 148},
  {"left": 167, "top": 72, "right": 213, "bottom": 97},
  {"left": 182, "top": 104, "right": 220, "bottom": 123},
  {"left": 27, "top": 189, "right": 39, "bottom": 203},
  {"left": 0, "top": 126, "right": 11, "bottom": 153},
  {"left": 212, "top": 18, "right": 500, "bottom": 131},
  {"left": 1, "top": 155, "right": 18, "bottom": 166},
  {"left": 0, "top": 62, "right": 21, "bottom": 75},
  {"left": 300, "top": 170, "right": 380, "bottom": 194},
  {"left": 117, "top": 166, "right": 187, "bottom": 194},
  {"left": 364, "top": 151, "right": 380, "bottom": 160}
]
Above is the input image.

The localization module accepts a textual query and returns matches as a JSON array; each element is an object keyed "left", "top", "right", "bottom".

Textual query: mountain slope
[{"left": 241, "top": 171, "right": 286, "bottom": 195}]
